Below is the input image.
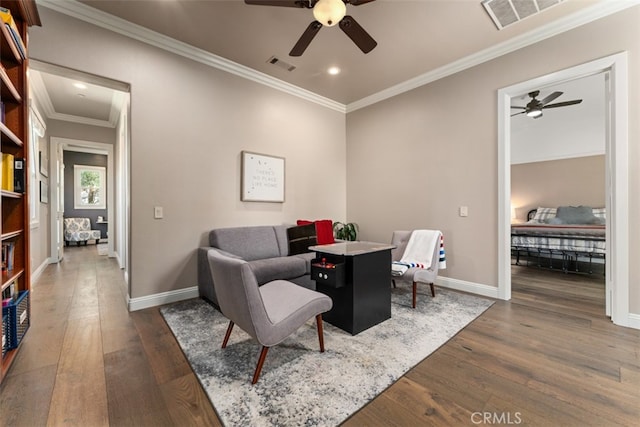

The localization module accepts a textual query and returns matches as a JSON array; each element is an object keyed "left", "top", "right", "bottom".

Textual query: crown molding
[
  {"left": 346, "top": 0, "right": 640, "bottom": 113},
  {"left": 37, "top": 0, "right": 638, "bottom": 115},
  {"left": 30, "top": 69, "right": 117, "bottom": 128},
  {"left": 36, "top": 0, "right": 346, "bottom": 113},
  {"left": 29, "top": 70, "right": 56, "bottom": 118}
]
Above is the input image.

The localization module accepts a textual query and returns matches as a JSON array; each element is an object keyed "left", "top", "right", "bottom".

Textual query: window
[{"left": 74, "top": 165, "right": 106, "bottom": 209}]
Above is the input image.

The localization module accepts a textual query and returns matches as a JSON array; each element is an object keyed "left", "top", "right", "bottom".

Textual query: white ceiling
[{"left": 31, "top": 0, "right": 632, "bottom": 126}]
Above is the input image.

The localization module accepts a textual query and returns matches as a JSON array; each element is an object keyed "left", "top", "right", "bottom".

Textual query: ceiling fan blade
[
  {"left": 539, "top": 91, "right": 563, "bottom": 106},
  {"left": 511, "top": 111, "right": 526, "bottom": 117},
  {"left": 339, "top": 15, "right": 377, "bottom": 54},
  {"left": 543, "top": 100, "right": 583, "bottom": 109},
  {"left": 244, "top": 0, "right": 307, "bottom": 7},
  {"left": 289, "top": 21, "right": 322, "bottom": 56},
  {"left": 348, "top": 0, "right": 376, "bottom": 5},
  {"left": 511, "top": 106, "right": 526, "bottom": 110}
]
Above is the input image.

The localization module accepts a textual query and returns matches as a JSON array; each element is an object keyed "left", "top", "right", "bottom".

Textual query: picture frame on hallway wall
[
  {"left": 241, "top": 151, "right": 285, "bottom": 203},
  {"left": 39, "top": 151, "right": 48, "bottom": 177},
  {"left": 39, "top": 180, "right": 48, "bottom": 204}
]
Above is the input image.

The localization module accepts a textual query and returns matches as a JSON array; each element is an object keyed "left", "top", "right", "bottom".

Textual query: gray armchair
[
  {"left": 207, "top": 250, "right": 333, "bottom": 384},
  {"left": 391, "top": 230, "right": 443, "bottom": 308}
]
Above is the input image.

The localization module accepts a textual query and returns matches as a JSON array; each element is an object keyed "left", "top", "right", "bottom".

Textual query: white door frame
[
  {"left": 497, "top": 52, "right": 629, "bottom": 327},
  {"left": 49, "top": 137, "right": 115, "bottom": 259}
]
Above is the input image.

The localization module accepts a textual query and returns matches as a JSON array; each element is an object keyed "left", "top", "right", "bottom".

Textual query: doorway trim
[
  {"left": 49, "top": 137, "right": 115, "bottom": 260},
  {"left": 497, "top": 52, "right": 629, "bottom": 327}
]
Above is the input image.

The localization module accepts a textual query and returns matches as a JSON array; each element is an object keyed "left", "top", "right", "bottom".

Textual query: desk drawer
[{"left": 311, "top": 260, "right": 345, "bottom": 288}]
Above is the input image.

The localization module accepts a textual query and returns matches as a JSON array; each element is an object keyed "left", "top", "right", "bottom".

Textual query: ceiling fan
[
  {"left": 245, "top": 0, "right": 377, "bottom": 57},
  {"left": 511, "top": 90, "right": 583, "bottom": 119}
]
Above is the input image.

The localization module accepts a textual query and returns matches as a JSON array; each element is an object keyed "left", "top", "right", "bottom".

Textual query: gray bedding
[{"left": 511, "top": 222, "right": 605, "bottom": 254}]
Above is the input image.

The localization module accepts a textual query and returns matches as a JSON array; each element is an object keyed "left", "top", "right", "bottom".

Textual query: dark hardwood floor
[{"left": 1, "top": 247, "right": 638, "bottom": 426}]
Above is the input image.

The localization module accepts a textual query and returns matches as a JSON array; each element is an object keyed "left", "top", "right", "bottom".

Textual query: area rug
[{"left": 160, "top": 288, "right": 493, "bottom": 426}]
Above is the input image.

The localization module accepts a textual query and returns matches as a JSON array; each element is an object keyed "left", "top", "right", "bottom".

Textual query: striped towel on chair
[{"left": 438, "top": 234, "right": 446, "bottom": 269}]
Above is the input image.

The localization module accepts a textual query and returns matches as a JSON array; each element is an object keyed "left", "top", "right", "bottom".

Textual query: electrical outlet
[{"left": 154, "top": 206, "right": 163, "bottom": 219}]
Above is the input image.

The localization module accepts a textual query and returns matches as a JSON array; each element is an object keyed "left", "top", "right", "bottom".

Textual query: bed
[{"left": 511, "top": 206, "right": 606, "bottom": 274}]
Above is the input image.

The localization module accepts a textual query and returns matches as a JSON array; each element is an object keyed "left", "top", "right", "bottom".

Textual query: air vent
[
  {"left": 267, "top": 56, "right": 296, "bottom": 72},
  {"left": 482, "top": 0, "right": 564, "bottom": 30}
]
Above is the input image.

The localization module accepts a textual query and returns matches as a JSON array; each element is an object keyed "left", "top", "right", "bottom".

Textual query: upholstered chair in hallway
[
  {"left": 391, "top": 230, "right": 445, "bottom": 308},
  {"left": 207, "top": 250, "right": 333, "bottom": 384}
]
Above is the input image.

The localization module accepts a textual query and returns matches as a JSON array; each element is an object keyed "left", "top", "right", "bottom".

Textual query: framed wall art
[
  {"left": 39, "top": 180, "right": 48, "bottom": 204},
  {"left": 241, "top": 151, "right": 285, "bottom": 203},
  {"left": 39, "top": 150, "right": 48, "bottom": 177}
]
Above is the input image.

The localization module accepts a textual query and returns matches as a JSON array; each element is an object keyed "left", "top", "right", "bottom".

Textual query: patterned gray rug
[{"left": 160, "top": 287, "right": 493, "bottom": 426}]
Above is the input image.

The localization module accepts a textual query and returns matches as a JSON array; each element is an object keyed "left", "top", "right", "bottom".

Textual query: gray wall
[
  {"left": 29, "top": 97, "right": 50, "bottom": 273},
  {"left": 63, "top": 151, "right": 108, "bottom": 238},
  {"left": 346, "top": 7, "right": 639, "bottom": 312},
  {"left": 29, "top": 7, "right": 347, "bottom": 299}
]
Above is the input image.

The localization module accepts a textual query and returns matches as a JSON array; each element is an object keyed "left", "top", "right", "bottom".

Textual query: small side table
[
  {"left": 309, "top": 241, "right": 395, "bottom": 335},
  {"left": 96, "top": 220, "right": 108, "bottom": 239}
]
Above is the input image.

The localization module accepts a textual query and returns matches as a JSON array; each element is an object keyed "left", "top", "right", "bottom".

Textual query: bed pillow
[
  {"left": 532, "top": 207, "right": 557, "bottom": 223},
  {"left": 592, "top": 207, "right": 606, "bottom": 219},
  {"left": 314, "top": 219, "right": 335, "bottom": 245},
  {"left": 556, "top": 205, "right": 599, "bottom": 224}
]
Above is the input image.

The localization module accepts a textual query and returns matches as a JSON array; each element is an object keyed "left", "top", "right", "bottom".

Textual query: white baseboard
[
  {"left": 31, "top": 258, "right": 52, "bottom": 283},
  {"left": 128, "top": 286, "right": 199, "bottom": 311},
  {"left": 625, "top": 313, "right": 640, "bottom": 330},
  {"left": 436, "top": 276, "right": 500, "bottom": 299}
]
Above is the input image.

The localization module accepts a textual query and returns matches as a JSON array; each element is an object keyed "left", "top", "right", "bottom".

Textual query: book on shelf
[
  {"left": 1, "top": 153, "right": 15, "bottom": 192},
  {"left": 1, "top": 278, "right": 17, "bottom": 302},
  {"left": 0, "top": 7, "right": 26, "bottom": 59},
  {"left": 2, "top": 241, "right": 15, "bottom": 271},
  {"left": 13, "top": 157, "right": 24, "bottom": 193}
]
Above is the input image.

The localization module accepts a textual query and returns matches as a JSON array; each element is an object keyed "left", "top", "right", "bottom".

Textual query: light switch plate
[
  {"left": 459, "top": 206, "right": 468, "bottom": 217},
  {"left": 154, "top": 206, "right": 163, "bottom": 219}
]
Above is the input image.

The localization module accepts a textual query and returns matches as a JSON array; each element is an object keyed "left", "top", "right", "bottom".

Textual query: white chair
[{"left": 391, "top": 230, "right": 443, "bottom": 308}]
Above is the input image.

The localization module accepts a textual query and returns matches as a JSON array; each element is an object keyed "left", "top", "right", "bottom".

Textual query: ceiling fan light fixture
[
  {"left": 313, "top": 0, "right": 346, "bottom": 27},
  {"left": 526, "top": 108, "right": 542, "bottom": 118}
]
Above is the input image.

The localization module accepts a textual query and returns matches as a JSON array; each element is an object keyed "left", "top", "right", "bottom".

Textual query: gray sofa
[{"left": 197, "top": 225, "right": 316, "bottom": 306}]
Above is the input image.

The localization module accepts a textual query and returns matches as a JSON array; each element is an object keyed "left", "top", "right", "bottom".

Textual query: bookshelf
[{"left": 0, "top": 0, "right": 40, "bottom": 384}]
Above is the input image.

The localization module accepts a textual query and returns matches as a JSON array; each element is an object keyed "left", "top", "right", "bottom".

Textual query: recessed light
[
  {"left": 73, "top": 82, "right": 88, "bottom": 90},
  {"left": 328, "top": 67, "right": 340, "bottom": 76}
]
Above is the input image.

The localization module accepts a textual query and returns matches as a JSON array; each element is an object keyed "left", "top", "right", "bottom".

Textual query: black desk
[{"left": 309, "top": 241, "right": 395, "bottom": 335}]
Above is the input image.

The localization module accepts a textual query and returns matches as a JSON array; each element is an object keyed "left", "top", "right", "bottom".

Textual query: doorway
[
  {"left": 510, "top": 73, "right": 607, "bottom": 312},
  {"left": 28, "top": 60, "right": 131, "bottom": 297},
  {"left": 497, "top": 52, "right": 630, "bottom": 327},
  {"left": 49, "top": 138, "right": 114, "bottom": 261}
]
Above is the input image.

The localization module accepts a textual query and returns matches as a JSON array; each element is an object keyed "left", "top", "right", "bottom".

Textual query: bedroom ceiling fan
[
  {"left": 511, "top": 90, "right": 583, "bottom": 119},
  {"left": 244, "top": 0, "right": 377, "bottom": 57}
]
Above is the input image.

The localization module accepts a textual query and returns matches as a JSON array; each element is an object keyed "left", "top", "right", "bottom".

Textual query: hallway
[{"left": 0, "top": 245, "right": 218, "bottom": 426}]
